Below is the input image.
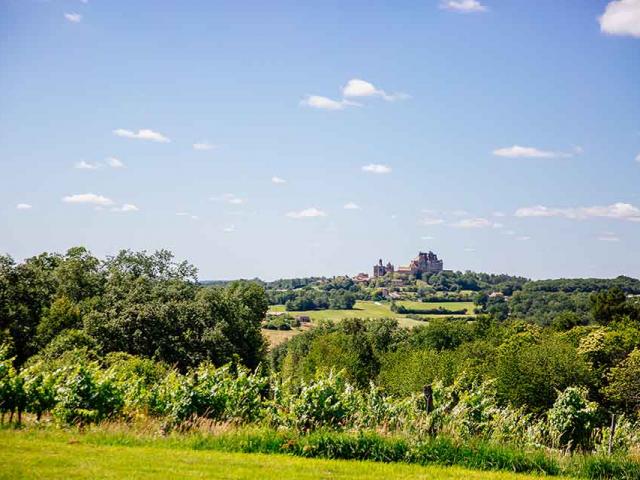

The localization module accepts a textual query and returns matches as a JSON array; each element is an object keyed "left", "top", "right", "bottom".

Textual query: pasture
[{"left": 264, "top": 300, "right": 476, "bottom": 346}]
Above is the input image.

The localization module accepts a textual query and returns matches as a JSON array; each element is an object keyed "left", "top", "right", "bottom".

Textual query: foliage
[
  {"left": 604, "top": 348, "right": 640, "bottom": 412},
  {"left": 547, "top": 386, "right": 598, "bottom": 450}
]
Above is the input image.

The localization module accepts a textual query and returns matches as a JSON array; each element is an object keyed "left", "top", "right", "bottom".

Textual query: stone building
[
  {"left": 373, "top": 259, "right": 394, "bottom": 277},
  {"left": 374, "top": 251, "right": 443, "bottom": 278}
]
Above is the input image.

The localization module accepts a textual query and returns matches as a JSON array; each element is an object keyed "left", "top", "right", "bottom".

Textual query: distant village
[{"left": 353, "top": 251, "right": 446, "bottom": 284}]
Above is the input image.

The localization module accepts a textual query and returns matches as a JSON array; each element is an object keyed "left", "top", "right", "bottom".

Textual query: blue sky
[{"left": 1, "top": 0, "right": 639, "bottom": 280}]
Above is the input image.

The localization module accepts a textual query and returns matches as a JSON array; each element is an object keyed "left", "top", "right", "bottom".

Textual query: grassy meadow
[
  {"left": 0, "top": 428, "right": 565, "bottom": 480},
  {"left": 268, "top": 300, "right": 475, "bottom": 323},
  {"left": 264, "top": 300, "right": 476, "bottom": 345}
]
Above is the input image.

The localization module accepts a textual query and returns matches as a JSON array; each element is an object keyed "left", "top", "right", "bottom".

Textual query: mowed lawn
[{"left": 0, "top": 430, "right": 556, "bottom": 480}]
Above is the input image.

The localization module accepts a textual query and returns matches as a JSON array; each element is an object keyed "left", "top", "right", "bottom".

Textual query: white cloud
[
  {"left": 113, "top": 128, "right": 170, "bottom": 143},
  {"left": 451, "top": 209, "right": 469, "bottom": 217},
  {"left": 635, "top": 153, "right": 640, "bottom": 163},
  {"left": 492, "top": 145, "right": 574, "bottom": 159},
  {"left": 421, "top": 236, "right": 435, "bottom": 240},
  {"left": 503, "top": 230, "right": 516, "bottom": 236},
  {"left": 111, "top": 204, "right": 139, "bottom": 212},
  {"left": 74, "top": 160, "right": 99, "bottom": 170},
  {"left": 440, "top": 0, "right": 488, "bottom": 13},
  {"left": 362, "top": 163, "right": 392, "bottom": 174},
  {"left": 176, "top": 212, "right": 199, "bottom": 220},
  {"left": 193, "top": 142, "right": 215, "bottom": 151},
  {"left": 464, "top": 247, "right": 477, "bottom": 252},
  {"left": 211, "top": 193, "right": 246, "bottom": 205},
  {"left": 286, "top": 207, "right": 327, "bottom": 219},
  {"left": 225, "top": 194, "right": 245, "bottom": 205},
  {"left": 271, "top": 176, "right": 287, "bottom": 184},
  {"left": 514, "top": 202, "right": 640, "bottom": 222},
  {"left": 342, "top": 79, "right": 409, "bottom": 102},
  {"left": 300, "top": 95, "right": 357, "bottom": 111},
  {"left": 343, "top": 202, "right": 360, "bottom": 210},
  {"left": 62, "top": 193, "right": 114, "bottom": 206},
  {"left": 420, "top": 217, "right": 445, "bottom": 226},
  {"left": 106, "top": 157, "right": 125, "bottom": 168},
  {"left": 64, "top": 13, "right": 82, "bottom": 23},
  {"left": 223, "top": 225, "right": 236, "bottom": 233},
  {"left": 598, "top": 232, "right": 621, "bottom": 242},
  {"left": 599, "top": 0, "right": 640, "bottom": 38},
  {"left": 450, "top": 217, "right": 494, "bottom": 228},
  {"left": 16, "top": 203, "right": 32, "bottom": 210},
  {"left": 493, "top": 211, "right": 506, "bottom": 217},
  {"left": 516, "top": 236, "right": 532, "bottom": 241}
]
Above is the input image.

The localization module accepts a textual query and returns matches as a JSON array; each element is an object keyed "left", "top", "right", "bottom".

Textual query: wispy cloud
[
  {"left": 75, "top": 158, "right": 125, "bottom": 170},
  {"left": 286, "top": 207, "right": 327, "bottom": 219},
  {"left": 176, "top": 212, "right": 199, "bottom": 220},
  {"left": 598, "top": 232, "right": 621, "bottom": 242},
  {"left": 450, "top": 217, "right": 495, "bottom": 228},
  {"left": 106, "top": 157, "right": 125, "bottom": 168},
  {"left": 271, "top": 176, "right": 287, "bottom": 184},
  {"left": 599, "top": 0, "right": 640, "bottom": 38},
  {"left": 343, "top": 202, "right": 360, "bottom": 210},
  {"left": 193, "top": 142, "right": 215, "bottom": 151},
  {"left": 636, "top": 153, "right": 640, "bottom": 163},
  {"left": 111, "top": 204, "right": 139, "bottom": 212},
  {"left": 342, "top": 79, "right": 409, "bottom": 102},
  {"left": 64, "top": 13, "right": 82, "bottom": 23},
  {"left": 440, "top": 0, "right": 488, "bottom": 13},
  {"left": 420, "top": 216, "right": 445, "bottom": 226},
  {"left": 516, "top": 236, "right": 532, "bottom": 241},
  {"left": 62, "top": 193, "right": 114, "bottom": 206},
  {"left": 211, "top": 193, "right": 246, "bottom": 205},
  {"left": 362, "top": 163, "right": 392, "bottom": 174},
  {"left": 300, "top": 95, "right": 358, "bottom": 111},
  {"left": 515, "top": 202, "right": 640, "bottom": 222},
  {"left": 223, "top": 225, "right": 236, "bottom": 233},
  {"left": 75, "top": 160, "right": 100, "bottom": 170},
  {"left": 451, "top": 209, "right": 469, "bottom": 217},
  {"left": 113, "top": 128, "right": 170, "bottom": 143},
  {"left": 16, "top": 203, "right": 32, "bottom": 210},
  {"left": 421, "top": 236, "right": 435, "bottom": 240},
  {"left": 492, "top": 145, "right": 575, "bottom": 159}
]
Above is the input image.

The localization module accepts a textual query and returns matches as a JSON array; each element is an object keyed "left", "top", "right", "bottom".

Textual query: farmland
[
  {"left": 268, "top": 300, "right": 475, "bottom": 323},
  {"left": 264, "top": 300, "right": 476, "bottom": 344}
]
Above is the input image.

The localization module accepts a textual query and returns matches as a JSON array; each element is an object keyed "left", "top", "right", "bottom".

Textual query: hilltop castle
[{"left": 373, "top": 251, "right": 443, "bottom": 278}]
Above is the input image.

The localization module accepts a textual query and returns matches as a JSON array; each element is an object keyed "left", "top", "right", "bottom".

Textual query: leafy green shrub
[
  {"left": 52, "top": 363, "right": 123, "bottom": 426},
  {"left": 289, "top": 370, "right": 357, "bottom": 431},
  {"left": 20, "top": 362, "right": 56, "bottom": 421},
  {"left": 547, "top": 386, "right": 598, "bottom": 450},
  {"left": 0, "top": 345, "right": 26, "bottom": 423},
  {"left": 162, "top": 363, "right": 268, "bottom": 426}
]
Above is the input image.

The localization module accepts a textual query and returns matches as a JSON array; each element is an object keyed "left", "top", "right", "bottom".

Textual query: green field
[
  {"left": 264, "top": 300, "right": 476, "bottom": 346},
  {"left": 269, "top": 300, "right": 475, "bottom": 325},
  {"left": 0, "top": 430, "right": 558, "bottom": 480},
  {"left": 396, "top": 300, "right": 476, "bottom": 315}
]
